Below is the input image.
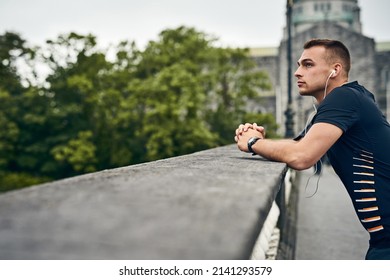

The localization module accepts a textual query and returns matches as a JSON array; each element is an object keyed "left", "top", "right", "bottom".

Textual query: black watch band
[{"left": 247, "top": 137, "right": 261, "bottom": 155}]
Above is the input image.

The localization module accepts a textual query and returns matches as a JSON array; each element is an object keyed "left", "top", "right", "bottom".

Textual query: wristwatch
[{"left": 247, "top": 137, "right": 261, "bottom": 155}]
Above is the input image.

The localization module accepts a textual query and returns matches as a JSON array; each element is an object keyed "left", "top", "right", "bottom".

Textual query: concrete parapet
[{"left": 0, "top": 145, "right": 297, "bottom": 259}]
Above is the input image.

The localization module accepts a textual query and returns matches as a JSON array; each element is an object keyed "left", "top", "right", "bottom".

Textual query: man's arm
[{"left": 236, "top": 122, "right": 343, "bottom": 170}]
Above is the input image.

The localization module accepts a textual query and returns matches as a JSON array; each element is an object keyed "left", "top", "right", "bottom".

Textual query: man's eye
[{"left": 305, "top": 63, "right": 313, "bottom": 68}]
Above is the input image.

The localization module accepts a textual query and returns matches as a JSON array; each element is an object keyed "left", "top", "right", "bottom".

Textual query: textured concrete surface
[
  {"left": 0, "top": 145, "right": 287, "bottom": 260},
  {"left": 295, "top": 165, "right": 369, "bottom": 260}
]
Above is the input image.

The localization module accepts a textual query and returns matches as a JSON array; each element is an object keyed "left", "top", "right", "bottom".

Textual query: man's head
[
  {"left": 303, "top": 39, "right": 351, "bottom": 75},
  {"left": 295, "top": 38, "right": 351, "bottom": 101}
]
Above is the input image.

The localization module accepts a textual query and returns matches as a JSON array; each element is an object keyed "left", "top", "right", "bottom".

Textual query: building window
[
  {"left": 315, "top": 2, "right": 331, "bottom": 12},
  {"left": 343, "top": 4, "right": 352, "bottom": 12}
]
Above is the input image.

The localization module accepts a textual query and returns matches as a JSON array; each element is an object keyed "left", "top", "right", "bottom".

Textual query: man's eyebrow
[{"left": 297, "top": 58, "right": 314, "bottom": 66}]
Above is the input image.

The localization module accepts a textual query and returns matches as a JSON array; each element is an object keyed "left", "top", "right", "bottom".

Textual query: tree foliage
[{"left": 0, "top": 27, "right": 278, "bottom": 192}]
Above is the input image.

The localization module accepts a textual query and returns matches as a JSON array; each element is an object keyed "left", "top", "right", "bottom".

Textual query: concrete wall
[
  {"left": 375, "top": 50, "right": 390, "bottom": 115},
  {"left": 0, "top": 145, "right": 298, "bottom": 260}
]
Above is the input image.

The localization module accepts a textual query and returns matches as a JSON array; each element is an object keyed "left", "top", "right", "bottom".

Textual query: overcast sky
[{"left": 0, "top": 0, "right": 389, "bottom": 50}]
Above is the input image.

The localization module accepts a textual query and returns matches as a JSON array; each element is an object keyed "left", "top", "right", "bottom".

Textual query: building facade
[{"left": 252, "top": 0, "right": 390, "bottom": 136}]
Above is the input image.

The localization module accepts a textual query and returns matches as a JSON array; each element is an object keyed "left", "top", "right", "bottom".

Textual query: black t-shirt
[{"left": 312, "top": 81, "right": 390, "bottom": 248}]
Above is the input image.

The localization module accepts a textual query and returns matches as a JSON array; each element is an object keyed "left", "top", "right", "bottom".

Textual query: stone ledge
[{"left": 0, "top": 145, "right": 288, "bottom": 260}]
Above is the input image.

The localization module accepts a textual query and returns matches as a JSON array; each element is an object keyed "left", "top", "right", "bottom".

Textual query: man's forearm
[
  {"left": 235, "top": 124, "right": 317, "bottom": 170},
  {"left": 250, "top": 138, "right": 312, "bottom": 170}
]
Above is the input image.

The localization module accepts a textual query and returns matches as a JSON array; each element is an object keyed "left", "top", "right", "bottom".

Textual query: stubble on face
[{"left": 295, "top": 46, "right": 331, "bottom": 99}]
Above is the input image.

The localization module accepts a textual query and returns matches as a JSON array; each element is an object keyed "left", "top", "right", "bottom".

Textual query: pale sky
[{"left": 0, "top": 0, "right": 389, "bottom": 50}]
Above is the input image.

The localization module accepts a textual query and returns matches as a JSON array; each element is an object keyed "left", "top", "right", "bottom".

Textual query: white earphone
[{"left": 323, "top": 70, "right": 336, "bottom": 99}]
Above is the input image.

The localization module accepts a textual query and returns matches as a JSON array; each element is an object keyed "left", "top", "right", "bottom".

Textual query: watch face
[
  {"left": 248, "top": 137, "right": 260, "bottom": 154},
  {"left": 249, "top": 137, "right": 258, "bottom": 145}
]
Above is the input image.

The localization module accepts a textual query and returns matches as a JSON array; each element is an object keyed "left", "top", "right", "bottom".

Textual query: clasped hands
[{"left": 234, "top": 123, "right": 266, "bottom": 153}]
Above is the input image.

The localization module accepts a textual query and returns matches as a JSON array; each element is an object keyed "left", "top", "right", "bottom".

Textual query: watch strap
[{"left": 247, "top": 137, "right": 261, "bottom": 155}]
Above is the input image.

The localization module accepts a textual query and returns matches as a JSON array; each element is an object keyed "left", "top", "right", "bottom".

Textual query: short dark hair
[{"left": 303, "top": 39, "right": 351, "bottom": 74}]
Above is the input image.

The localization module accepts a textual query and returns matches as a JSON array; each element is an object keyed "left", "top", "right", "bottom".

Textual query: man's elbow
[{"left": 287, "top": 155, "right": 316, "bottom": 171}]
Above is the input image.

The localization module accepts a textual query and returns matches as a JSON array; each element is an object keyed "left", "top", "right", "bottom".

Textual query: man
[{"left": 235, "top": 39, "right": 390, "bottom": 260}]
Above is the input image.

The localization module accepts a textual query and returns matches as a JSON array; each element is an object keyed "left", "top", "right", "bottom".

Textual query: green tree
[
  {"left": 124, "top": 26, "right": 276, "bottom": 161},
  {"left": 204, "top": 47, "right": 274, "bottom": 145},
  {"left": 43, "top": 33, "right": 112, "bottom": 176},
  {"left": 0, "top": 32, "right": 52, "bottom": 191},
  {"left": 0, "top": 27, "right": 278, "bottom": 192},
  {"left": 129, "top": 27, "right": 218, "bottom": 160},
  {"left": 0, "top": 32, "right": 30, "bottom": 95}
]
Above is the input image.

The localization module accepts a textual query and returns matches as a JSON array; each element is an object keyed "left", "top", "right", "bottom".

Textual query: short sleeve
[{"left": 313, "top": 88, "right": 359, "bottom": 132}]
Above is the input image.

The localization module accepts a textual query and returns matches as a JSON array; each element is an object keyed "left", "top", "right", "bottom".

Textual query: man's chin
[
  {"left": 298, "top": 89, "right": 312, "bottom": 96},
  {"left": 298, "top": 90, "right": 307, "bottom": 96}
]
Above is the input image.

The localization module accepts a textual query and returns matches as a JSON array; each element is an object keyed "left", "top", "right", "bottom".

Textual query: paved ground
[{"left": 295, "top": 165, "right": 369, "bottom": 260}]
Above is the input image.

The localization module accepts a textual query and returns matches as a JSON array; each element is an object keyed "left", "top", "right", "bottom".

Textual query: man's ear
[{"left": 332, "top": 63, "right": 342, "bottom": 77}]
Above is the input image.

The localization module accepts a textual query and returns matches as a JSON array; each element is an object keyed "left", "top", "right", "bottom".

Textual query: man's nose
[{"left": 294, "top": 68, "right": 301, "bottom": 78}]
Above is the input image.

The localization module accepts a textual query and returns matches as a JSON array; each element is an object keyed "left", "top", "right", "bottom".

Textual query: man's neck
[{"left": 316, "top": 79, "right": 349, "bottom": 103}]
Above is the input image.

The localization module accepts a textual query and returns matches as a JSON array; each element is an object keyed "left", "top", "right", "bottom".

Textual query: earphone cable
[{"left": 304, "top": 159, "right": 323, "bottom": 198}]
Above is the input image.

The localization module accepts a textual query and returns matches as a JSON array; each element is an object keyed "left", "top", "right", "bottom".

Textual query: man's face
[{"left": 294, "top": 46, "right": 333, "bottom": 98}]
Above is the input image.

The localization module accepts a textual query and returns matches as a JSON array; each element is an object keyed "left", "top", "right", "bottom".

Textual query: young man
[{"left": 235, "top": 39, "right": 390, "bottom": 260}]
